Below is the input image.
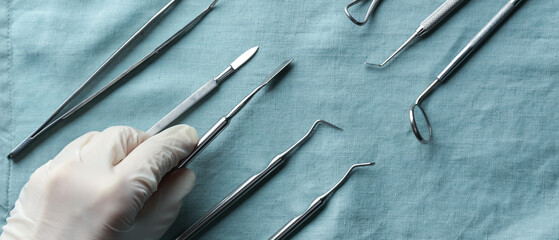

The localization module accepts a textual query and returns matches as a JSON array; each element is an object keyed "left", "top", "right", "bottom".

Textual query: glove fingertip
[
  {"left": 164, "top": 168, "right": 196, "bottom": 199},
  {"left": 156, "top": 124, "right": 199, "bottom": 154},
  {"left": 182, "top": 168, "right": 196, "bottom": 196}
]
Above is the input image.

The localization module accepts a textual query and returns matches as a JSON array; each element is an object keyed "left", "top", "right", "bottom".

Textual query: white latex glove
[{"left": 1, "top": 125, "right": 198, "bottom": 240}]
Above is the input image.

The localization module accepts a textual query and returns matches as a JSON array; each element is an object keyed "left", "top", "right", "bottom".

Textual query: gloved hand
[{"left": 0, "top": 125, "right": 198, "bottom": 240}]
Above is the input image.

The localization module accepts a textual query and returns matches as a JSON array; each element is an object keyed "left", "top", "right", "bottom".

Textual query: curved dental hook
[
  {"left": 270, "top": 162, "right": 375, "bottom": 240},
  {"left": 278, "top": 120, "right": 342, "bottom": 159},
  {"left": 366, "top": 29, "right": 423, "bottom": 67},
  {"left": 320, "top": 162, "right": 375, "bottom": 200},
  {"left": 345, "top": 0, "right": 382, "bottom": 26},
  {"left": 175, "top": 120, "right": 342, "bottom": 240},
  {"left": 409, "top": 79, "right": 441, "bottom": 143}
]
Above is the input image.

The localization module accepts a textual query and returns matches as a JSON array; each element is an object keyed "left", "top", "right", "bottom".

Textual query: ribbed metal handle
[
  {"left": 437, "top": 0, "right": 521, "bottom": 81},
  {"left": 420, "top": 0, "right": 467, "bottom": 33}
]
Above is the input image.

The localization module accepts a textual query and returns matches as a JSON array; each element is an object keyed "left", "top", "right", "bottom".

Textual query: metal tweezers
[{"left": 8, "top": 0, "right": 218, "bottom": 159}]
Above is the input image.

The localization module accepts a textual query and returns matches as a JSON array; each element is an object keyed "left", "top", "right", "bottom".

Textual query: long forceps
[
  {"left": 410, "top": 0, "right": 523, "bottom": 143},
  {"left": 146, "top": 46, "right": 259, "bottom": 135},
  {"left": 176, "top": 59, "right": 293, "bottom": 169},
  {"left": 176, "top": 120, "right": 342, "bottom": 240},
  {"left": 345, "top": 0, "right": 382, "bottom": 26},
  {"left": 270, "top": 162, "right": 376, "bottom": 240},
  {"left": 8, "top": 1, "right": 218, "bottom": 159},
  {"left": 367, "top": 0, "right": 467, "bottom": 67}
]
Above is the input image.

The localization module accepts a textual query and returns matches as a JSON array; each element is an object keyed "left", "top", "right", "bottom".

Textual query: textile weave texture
[{"left": 1, "top": 0, "right": 558, "bottom": 239}]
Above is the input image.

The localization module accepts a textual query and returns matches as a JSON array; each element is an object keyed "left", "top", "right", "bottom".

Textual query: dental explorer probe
[
  {"left": 176, "top": 120, "right": 342, "bottom": 240},
  {"left": 176, "top": 59, "right": 293, "bottom": 169},
  {"left": 8, "top": 0, "right": 218, "bottom": 159},
  {"left": 146, "top": 46, "right": 259, "bottom": 135},
  {"left": 270, "top": 162, "right": 376, "bottom": 240},
  {"left": 367, "top": 0, "right": 467, "bottom": 67},
  {"left": 410, "top": 0, "right": 524, "bottom": 143}
]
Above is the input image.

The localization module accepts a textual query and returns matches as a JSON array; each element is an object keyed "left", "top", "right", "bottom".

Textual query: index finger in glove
[
  {"left": 50, "top": 131, "right": 99, "bottom": 169},
  {"left": 80, "top": 126, "right": 151, "bottom": 167},
  {"left": 115, "top": 124, "right": 198, "bottom": 197}
]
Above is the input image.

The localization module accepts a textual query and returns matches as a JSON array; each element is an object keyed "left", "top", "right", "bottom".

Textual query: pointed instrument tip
[
  {"left": 231, "top": 46, "right": 259, "bottom": 70},
  {"left": 365, "top": 62, "right": 386, "bottom": 68},
  {"left": 315, "top": 120, "right": 343, "bottom": 131},
  {"left": 209, "top": 0, "right": 218, "bottom": 8},
  {"left": 353, "top": 162, "right": 375, "bottom": 168},
  {"left": 249, "top": 46, "right": 259, "bottom": 56}
]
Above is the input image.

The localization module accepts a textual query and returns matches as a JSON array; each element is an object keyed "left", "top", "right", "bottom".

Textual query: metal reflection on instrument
[
  {"left": 345, "top": 0, "right": 382, "bottom": 26},
  {"left": 176, "top": 59, "right": 293, "bottom": 168},
  {"left": 176, "top": 120, "right": 342, "bottom": 240},
  {"left": 147, "top": 46, "right": 259, "bottom": 135},
  {"left": 270, "top": 162, "right": 376, "bottom": 240},
  {"left": 409, "top": 0, "right": 524, "bottom": 143},
  {"left": 367, "top": 0, "right": 467, "bottom": 67},
  {"left": 7, "top": 0, "right": 218, "bottom": 159}
]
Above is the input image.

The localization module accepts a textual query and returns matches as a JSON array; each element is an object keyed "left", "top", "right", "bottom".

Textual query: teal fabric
[{"left": 1, "top": 0, "right": 558, "bottom": 239}]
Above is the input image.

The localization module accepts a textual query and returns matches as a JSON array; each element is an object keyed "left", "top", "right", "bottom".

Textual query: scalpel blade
[
  {"left": 147, "top": 46, "right": 259, "bottom": 135},
  {"left": 231, "top": 46, "right": 259, "bottom": 70}
]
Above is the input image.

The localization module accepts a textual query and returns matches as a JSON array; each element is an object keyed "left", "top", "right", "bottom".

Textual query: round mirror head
[{"left": 409, "top": 104, "right": 432, "bottom": 144}]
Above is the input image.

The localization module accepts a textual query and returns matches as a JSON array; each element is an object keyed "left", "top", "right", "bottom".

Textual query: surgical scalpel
[
  {"left": 8, "top": 0, "right": 217, "bottom": 159},
  {"left": 270, "top": 162, "right": 376, "bottom": 240},
  {"left": 146, "top": 46, "right": 259, "bottom": 135},
  {"left": 176, "top": 59, "right": 293, "bottom": 168},
  {"left": 367, "top": 0, "right": 467, "bottom": 67},
  {"left": 410, "top": 0, "right": 523, "bottom": 143},
  {"left": 176, "top": 120, "right": 342, "bottom": 240}
]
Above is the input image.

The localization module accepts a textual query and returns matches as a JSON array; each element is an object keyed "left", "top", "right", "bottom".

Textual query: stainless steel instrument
[
  {"left": 176, "top": 59, "right": 293, "bottom": 168},
  {"left": 270, "top": 162, "right": 376, "bottom": 240},
  {"left": 345, "top": 0, "right": 382, "bottom": 26},
  {"left": 176, "top": 120, "right": 342, "bottom": 240},
  {"left": 147, "top": 46, "right": 258, "bottom": 135},
  {"left": 8, "top": 0, "right": 218, "bottom": 159},
  {"left": 410, "top": 0, "right": 523, "bottom": 143},
  {"left": 367, "top": 0, "right": 467, "bottom": 67}
]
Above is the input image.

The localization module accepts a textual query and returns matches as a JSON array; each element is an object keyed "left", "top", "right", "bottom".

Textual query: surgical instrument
[
  {"left": 345, "top": 0, "right": 382, "bottom": 26},
  {"left": 8, "top": 0, "right": 218, "bottom": 159},
  {"left": 176, "top": 120, "right": 342, "bottom": 240},
  {"left": 270, "top": 162, "right": 376, "bottom": 240},
  {"left": 410, "top": 0, "right": 523, "bottom": 143},
  {"left": 7, "top": 0, "right": 178, "bottom": 159},
  {"left": 176, "top": 59, "right": 293, "bottom": 169},
  {"left": 367, "top": 0, "right": 467, "bottom": 67},
  {"left": 146, "top": 46, "right": 259, "bottom": 135}
]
